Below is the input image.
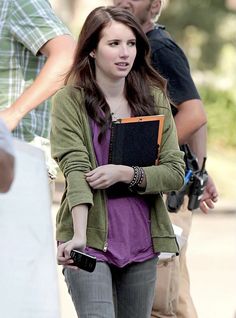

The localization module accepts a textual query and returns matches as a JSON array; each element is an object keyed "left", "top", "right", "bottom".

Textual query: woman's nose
[{"left": 119, "top": 44, "right": 129, "bottom": 57}]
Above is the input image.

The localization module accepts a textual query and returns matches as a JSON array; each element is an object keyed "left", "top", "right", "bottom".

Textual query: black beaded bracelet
[
  {"left": 128, "top": 166, "right": 144, "bottom": 190},
  {"left": 137, "top": 167, "right": 144, "bottom": 186},
  {"left": 128, "top": 166, "right": 139, "bottom": 188}
]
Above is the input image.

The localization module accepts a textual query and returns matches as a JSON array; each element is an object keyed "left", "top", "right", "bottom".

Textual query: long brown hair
[{"left": 65, "top": 6, "right": 167, "bottom": 139}]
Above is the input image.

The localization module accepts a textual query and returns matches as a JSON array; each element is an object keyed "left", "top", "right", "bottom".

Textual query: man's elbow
[
  {"left": 191, "top": 99, "right": 207, "bottom": 128},
  {"left": 178, "top": 99, "right": 207, "bottom": 128},
  {"left": 196, "top": 108, "right": 207, "bottom": 128}
]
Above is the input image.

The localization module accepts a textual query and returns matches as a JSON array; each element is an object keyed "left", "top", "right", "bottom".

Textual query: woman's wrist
[
  {"left": 118, "top": 165, "right": 134, "bottom": 184},
  {"left": 118, "top": 165, "right": 147, "bottom": 189},
  {"left": 71, "top": 204, "right": 88, "bottom": 239},
  {"left": 118, "top": 165, "right": 146, "bottom": 187}
]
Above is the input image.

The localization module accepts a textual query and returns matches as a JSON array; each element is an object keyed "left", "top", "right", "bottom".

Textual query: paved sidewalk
[
  {"left": 53, "top": 202, "right": 236, "bottom": 318},
  {"left": 188, "top": 211, "right": 236, "bottom": 318}
]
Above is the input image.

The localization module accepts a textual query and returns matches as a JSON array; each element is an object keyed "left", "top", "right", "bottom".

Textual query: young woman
[{"left": 50, "top": 6, "right": 185, "bottom": 318}]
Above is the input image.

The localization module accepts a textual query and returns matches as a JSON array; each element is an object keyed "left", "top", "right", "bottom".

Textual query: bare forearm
[
  {"left": 11, "top": 51, "right": 74, "bottom": 119},
  {"left": 85, "top": 164, "right": 147, "bottom": 189},
  {"left": 2, "top": 35, "right": 76, "bottom": 129},
  {"left": 71, "top": 204, "right": 88, "bottom": 239},
  {"left": 174, "top": 99, "right": 207, "bottom": 145},
  {"left": 188, "top": 124, "right": 207, "bottom": 167}
]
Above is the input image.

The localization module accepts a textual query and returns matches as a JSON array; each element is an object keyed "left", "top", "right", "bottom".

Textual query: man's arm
[
  {"left": 187, "top": 125, "right": 218, "bottom": 213},
  {"left": 150, "top": 32, "right": 218, "bottom": 212},
  {"left": 187, "top": 123, "right": 207, "bottom": 167},
  {"left": 0, "top": 35, "right": 76, "bottom": 130},
  {"left": 151, "top": 46, "right": 207, "bottom": 143},
  {"left": 174, "top": 99, "right": 207, "bottom": 145}
]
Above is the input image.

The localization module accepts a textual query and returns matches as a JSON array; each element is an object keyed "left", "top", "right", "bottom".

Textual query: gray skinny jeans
[{"left": 63, "top": 256, "right": 158, "bottom": 318}]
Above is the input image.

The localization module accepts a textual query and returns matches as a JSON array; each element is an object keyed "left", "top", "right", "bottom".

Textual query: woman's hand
[
  {"left": 57, "top": 204, "right": 88, "bottom": 268},
  {"left": 85, "top": 164, "right": 133, "bottom": 189},
  {"left": 57, "top": 236, "right": 86, "bottom": 267}
]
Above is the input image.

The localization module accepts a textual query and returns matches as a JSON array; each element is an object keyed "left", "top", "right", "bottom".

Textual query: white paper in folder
[{"left": 0, "top": 139, "right": 60, "bottom": 318}]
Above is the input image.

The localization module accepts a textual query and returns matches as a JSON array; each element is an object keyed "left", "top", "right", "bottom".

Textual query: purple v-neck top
[{"left": 85, "top": 120, "right": 156, "bottom": 267}]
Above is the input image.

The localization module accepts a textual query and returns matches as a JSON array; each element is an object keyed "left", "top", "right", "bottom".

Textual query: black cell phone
[{"left": 70, "top": 249, "right": 97, "bottom": 272}]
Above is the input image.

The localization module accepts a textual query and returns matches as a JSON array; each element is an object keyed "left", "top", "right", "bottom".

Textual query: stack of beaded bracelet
[{"left": 128, "top": 166, "right": 144, "bottom": 190}]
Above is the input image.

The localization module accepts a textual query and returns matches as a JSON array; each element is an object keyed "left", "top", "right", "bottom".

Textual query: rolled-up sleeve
[{"left": 50, "top": 88, "right": 93, "bottom": 211}]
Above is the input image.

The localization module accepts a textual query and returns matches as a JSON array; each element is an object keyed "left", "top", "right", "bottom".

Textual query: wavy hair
[{"left": 65, "top": 6, "right": 167, "bottom": 140}]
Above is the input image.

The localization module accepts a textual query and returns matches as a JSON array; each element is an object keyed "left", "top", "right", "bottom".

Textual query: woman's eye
[
  {"left": 128, "top": 41, "right": 136, "bottom": 47},
  {"left": 109, "top": 41, "right": 119, "bottom": 47}
]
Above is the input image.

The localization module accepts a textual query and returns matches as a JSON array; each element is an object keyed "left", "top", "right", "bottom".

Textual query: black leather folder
[{"left": 107, "top": 115, "right": 165, "bottom": 197}]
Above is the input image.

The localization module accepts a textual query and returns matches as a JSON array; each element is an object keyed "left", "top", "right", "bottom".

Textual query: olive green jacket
[{"left": 50, "top": 86, "right": 185, "bottom": 254}]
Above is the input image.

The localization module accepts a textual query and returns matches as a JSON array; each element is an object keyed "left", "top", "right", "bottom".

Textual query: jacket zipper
[
  {"left": 103, "top": 242, "right": 108, "bottom": 252},
  {"left": 87, "top": 113, "right": 109, "bottom": 253},
  {"left": 103, "top": 190, "right": 109, "bottom": 252}
]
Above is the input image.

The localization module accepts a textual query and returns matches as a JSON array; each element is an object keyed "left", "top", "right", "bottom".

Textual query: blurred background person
[{"left": 0, "top": 0, "right": 76, "bottom": 181}]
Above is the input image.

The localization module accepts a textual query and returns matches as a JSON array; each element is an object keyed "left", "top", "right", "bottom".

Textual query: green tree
[
  {"left": 160, "top": 0, "right": 236, "bottom": 70},
  {"left": 199, "top": 86, "right": 236, "bottom": 148}
]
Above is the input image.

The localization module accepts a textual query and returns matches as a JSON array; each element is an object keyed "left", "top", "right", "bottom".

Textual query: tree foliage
[
  {"left": 199, "top": 86, "right": 236, "bottom": 148},
  {"left": 160, "top": 0, "right": 236, "bottom": 70}
]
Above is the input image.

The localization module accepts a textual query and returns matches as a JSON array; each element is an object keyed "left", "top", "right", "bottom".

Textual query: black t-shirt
[{"left": 146, "top": 25, "right": 200, "bottom": 115}]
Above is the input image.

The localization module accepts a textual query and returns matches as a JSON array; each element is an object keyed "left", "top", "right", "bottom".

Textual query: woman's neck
[
  {"left": 96, "top": 77, "right": 130, "bottom": 119},
  {"left": 96, "top": 76, "right": 125, "bottom": 100}
]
